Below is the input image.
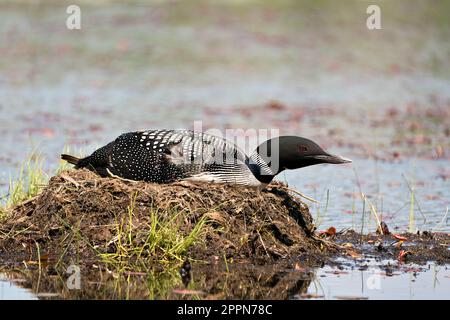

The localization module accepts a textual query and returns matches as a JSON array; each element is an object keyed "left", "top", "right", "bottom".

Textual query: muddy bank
[
  {"left": 333, "top": 229, "right": 450, "bottom": 265},
  {"left": 0, "top": 169, "right": 332, "bottom": 266}
]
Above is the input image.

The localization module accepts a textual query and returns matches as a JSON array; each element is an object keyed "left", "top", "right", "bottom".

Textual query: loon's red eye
[{"left": 300, "top": 145, "right": 308, "bottom": 152}]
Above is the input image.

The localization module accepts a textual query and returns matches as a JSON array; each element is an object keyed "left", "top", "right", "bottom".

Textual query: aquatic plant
[
  {"left": 1, "top": 152, "right": 47, "bottom": 214},
  {"left": 100, "top": 192, "right": 208, "bottom": 271}
]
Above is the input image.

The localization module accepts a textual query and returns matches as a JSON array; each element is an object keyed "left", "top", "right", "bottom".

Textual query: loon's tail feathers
[
  {"left": 61, "top": 154, "right": 91, "bottom": 169},
  {"left": 61, "top": 154, "right": 79, "bottom": 165}
]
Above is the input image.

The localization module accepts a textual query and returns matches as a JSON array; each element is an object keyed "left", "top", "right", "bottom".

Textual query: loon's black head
[{"left": 253, "top": 136, "right": 352, "bottom": 178}]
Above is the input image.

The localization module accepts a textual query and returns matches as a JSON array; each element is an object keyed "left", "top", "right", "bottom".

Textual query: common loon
[{"left": 61, "top": 129, "right": 351, "bottom": 187}]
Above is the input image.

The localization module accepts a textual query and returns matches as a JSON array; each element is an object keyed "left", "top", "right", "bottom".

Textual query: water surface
[{"left": 0, "top": 1, "right": 449, "bottom": 299}]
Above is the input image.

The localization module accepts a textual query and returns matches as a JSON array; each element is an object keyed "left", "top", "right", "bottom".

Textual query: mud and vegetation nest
[{"left": 0, "top": 169, "right": 333, "bottom": 269}]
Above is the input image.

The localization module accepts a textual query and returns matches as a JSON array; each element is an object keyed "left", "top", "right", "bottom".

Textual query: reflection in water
[
  {"left": 0, "top": 258, "right": 448, "bottom": 300},
  {"left": 306, "top": 261, "right": 449, "bottom": 300},
  {"left": 0, "top": 262, "right": 315, "bottom": 300},
  {"left": 0, "top": 274, "right": 36, "bottom": 300}
]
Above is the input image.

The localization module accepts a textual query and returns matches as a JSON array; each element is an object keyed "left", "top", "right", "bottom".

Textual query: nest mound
[{"left": 0, "top": 169, "right": 330, "bottom": 264}]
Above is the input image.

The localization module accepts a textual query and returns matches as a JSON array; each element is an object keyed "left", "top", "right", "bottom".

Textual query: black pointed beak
[{"left": 309, "top": 154, "right": 352, "bottom": 164}]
